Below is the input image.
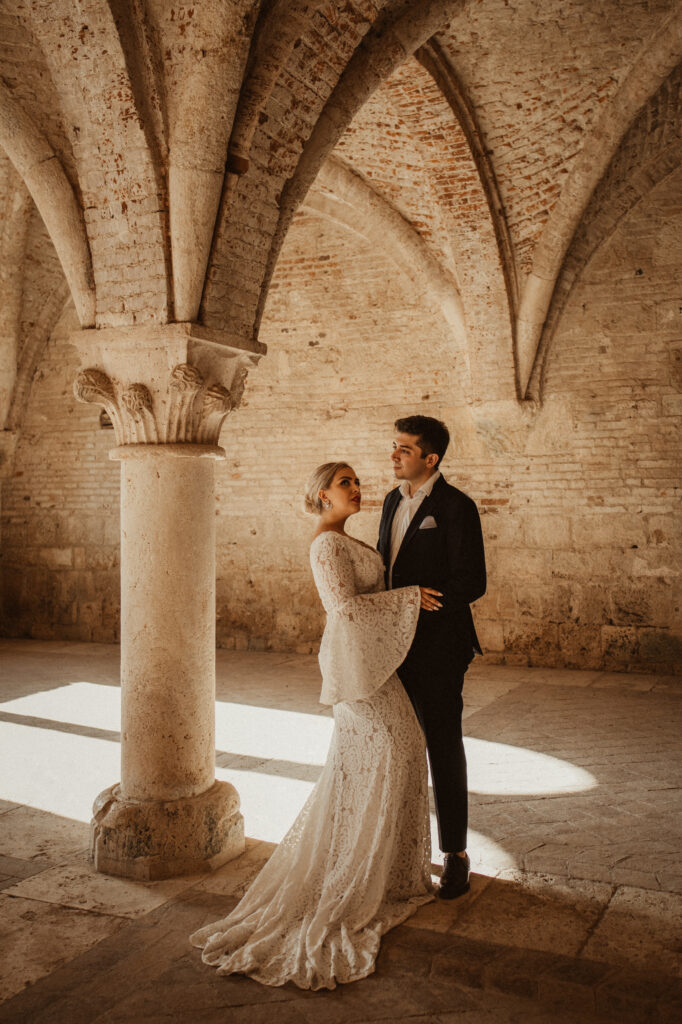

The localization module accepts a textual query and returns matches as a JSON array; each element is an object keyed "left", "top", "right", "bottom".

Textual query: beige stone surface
[
  {"left": 78, "top": 433, "right": 246, "bottom": 880},
  {"left": 91, "top": 779, "right": 245, "bottom": 881},
  {"left": 117, "top": 447, "right": 220, "bottom": 804},
  {"left": 193, "top": 837, "right": 276, "bottom": 898},
  {"left": 402, "top": 872, "right": 495, "bottom": 934},
  {"left": 0, "top": 894, "right": 123, "bottom": 1001},
  {"left": 0, "top": 644, "right": 680, "bottom": 1023},
  {"left": 448, "top": 872, "right": 613, "bottom": 957},
  {"left": 0, "top": 804, "right": 89, "bottom": 862},
  {"left": 582, "top": 886, "right": 682, "bottom": 978},
  {"left": 4, "top": 857, "right": 202, "bottom": 919}
]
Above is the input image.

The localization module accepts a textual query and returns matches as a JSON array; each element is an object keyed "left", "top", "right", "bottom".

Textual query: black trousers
[{"left": 397, "top": 660, "right": 468, "bottom": 853}]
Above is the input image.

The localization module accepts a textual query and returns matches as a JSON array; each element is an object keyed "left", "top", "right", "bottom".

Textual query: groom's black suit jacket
[{"left": 378, "top": 475, "right": 486, "bottom": 676}]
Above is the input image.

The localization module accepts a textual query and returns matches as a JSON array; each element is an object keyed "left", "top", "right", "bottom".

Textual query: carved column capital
[{"left": 71, "top": 323, "right": 264, "bottom": 448}]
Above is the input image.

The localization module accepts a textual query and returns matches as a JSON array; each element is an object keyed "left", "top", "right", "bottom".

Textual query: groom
[{"left": 378, "top": 415, "right": 486, "bottom": 899}]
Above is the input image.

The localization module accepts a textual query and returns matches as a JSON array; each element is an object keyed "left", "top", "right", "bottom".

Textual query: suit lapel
[{"left": 379, "top": 487, "right": 402, "bottom": 563}]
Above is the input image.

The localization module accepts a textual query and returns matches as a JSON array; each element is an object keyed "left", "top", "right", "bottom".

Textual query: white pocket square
[{"left": 419, "top": 516, "right": 437, "bottom": 529}]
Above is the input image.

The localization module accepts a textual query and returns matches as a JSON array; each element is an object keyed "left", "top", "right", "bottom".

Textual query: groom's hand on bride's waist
[{"left": 419, "top": 587, "right": 443, "bottom": 611}]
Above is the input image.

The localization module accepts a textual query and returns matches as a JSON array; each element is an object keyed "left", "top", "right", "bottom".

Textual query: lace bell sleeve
[{"left": 310, "top": 532, "right": 420, "bottom": 705}]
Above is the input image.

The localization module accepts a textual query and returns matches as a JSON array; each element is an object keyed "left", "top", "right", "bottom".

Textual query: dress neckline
[{"left": 311, "top": 531, "right": 381, "bottom": 557}]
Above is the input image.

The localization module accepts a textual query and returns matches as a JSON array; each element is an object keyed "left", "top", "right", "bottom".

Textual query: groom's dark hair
[{"left": 395, "top": 415, "right": 450, "bottom": 467}]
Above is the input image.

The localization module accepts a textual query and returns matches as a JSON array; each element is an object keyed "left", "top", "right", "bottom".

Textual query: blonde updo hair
[{"left": 304, "top": 462, "right": 352, "bottom": 516}]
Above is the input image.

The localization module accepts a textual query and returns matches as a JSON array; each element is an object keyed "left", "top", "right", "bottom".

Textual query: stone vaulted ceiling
[{"left": 0, "top": 0, "right": 680, "bottom": 439}]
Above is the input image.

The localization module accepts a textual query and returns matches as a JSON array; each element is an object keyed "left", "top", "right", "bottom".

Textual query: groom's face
[{"left": 391, "top": 432, "right": 435, "bottom": 481}]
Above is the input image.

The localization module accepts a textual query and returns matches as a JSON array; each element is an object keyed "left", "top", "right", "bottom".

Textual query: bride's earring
[{"left": 323, "top": 499, "right": 332, "bottom": 510}]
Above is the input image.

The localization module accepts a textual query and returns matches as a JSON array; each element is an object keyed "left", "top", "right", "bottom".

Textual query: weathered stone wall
[{"left": 1, "top": 167, "right": 679, "bottom": 672}]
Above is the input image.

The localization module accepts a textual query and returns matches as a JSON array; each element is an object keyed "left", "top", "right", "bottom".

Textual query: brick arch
[
  {"left": 203, "top": 0, "right": 468, "bottom": 342},
  {"left": 0, "top": 152, "right": 72, "bottom": 439},
  {"left": 0, "top": 161, "right": 70, "bottom": 436},
  {"left": 5, "top": 198, "right": 72, "bottom": 433},
  {"left": 516, "top": 8, "right": 682, "bottom": 397},
  {"left": 362, "top": 48, "right": 517, "bottom": 405},
  {"left": 303, "top": 157, "right": 468, "bottom": 350},
  {"left": 416, "top": 40, "right": 518, "bottom": 322},
  {"left": 527, "top": 61, "right": 682, "bottom": 401}
]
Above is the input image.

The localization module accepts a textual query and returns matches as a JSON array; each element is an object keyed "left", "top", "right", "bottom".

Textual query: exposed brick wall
[
  {"left": 212, "top": 171, "right": 681, "bottom": 672},
  {"left": 532, "top": 167, "right": 682, "bottom": 671},
  {"left": 2, "top": 168, "right": 680, "bottom": 672},
  {"left": 213, "top": 210, "right": 462, "bottom": 653},
  {"left": 532, "top": 62, "right": 682, "bottom": 397},
  {"left": 1, "top": 305, "right": 121, "bottom": 641}
]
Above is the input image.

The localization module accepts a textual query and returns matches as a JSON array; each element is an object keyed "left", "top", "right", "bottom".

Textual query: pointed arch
[
  {"left": 527, "top": 61, "right": 682, "bottom": 399},
  {"left": 304, "top": 157, "right": 467, "bottom": 348},
  {"left": 516, "top": 9, "right": 682, "bottom": 396}
]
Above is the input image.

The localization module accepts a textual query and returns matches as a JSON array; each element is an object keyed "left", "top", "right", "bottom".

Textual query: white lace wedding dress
[{"left": 190, "top": 531, "right": 434, "bottom": 990}]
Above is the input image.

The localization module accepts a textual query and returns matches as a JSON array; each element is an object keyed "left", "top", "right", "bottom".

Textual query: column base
[{"left": 91, "top": 780, "right": 245, "bottom": 881}]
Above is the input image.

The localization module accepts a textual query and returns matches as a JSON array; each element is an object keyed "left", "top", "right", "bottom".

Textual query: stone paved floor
[{"left": 0, "top": 640, "right": 680, "bottom": 1023}]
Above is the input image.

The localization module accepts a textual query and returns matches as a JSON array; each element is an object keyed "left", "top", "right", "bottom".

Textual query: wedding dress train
[{"left": 190, "top": 531, "right": 433, "bottom": 990}]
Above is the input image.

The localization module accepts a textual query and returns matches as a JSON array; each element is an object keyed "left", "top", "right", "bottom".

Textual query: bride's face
[{"left": 321, "top": 466, "right": 361, "bottom": 516}]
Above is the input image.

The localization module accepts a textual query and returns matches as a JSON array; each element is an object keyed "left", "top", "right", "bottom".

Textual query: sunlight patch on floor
[
  {"left": 216, "top": 766, "right": 315, "bottom": 845},
  {"left": 0, "top": 721, "right": 120, "bottom": 821},
  {"left": 215, "top": 702, "right": 334, "bottom": 764},
  {"left": 0, "top": 681, "right": 593, "bottom": 856},
  {"left": 465, "top": 738, "right": 597, "bottom": 795},
  {"left": 0, "top": 682, "right": 121, "bottom": 732}
]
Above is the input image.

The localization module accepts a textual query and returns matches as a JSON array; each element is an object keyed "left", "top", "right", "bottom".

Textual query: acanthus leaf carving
[
  {"left": 74, "top": 369, "right": 125, "bottom": 441},
  {"left": 120, "top": 383, "right": 158, "bottom": 444},
  {"left": 167, "top": 363, "right": 204, "bottom": 442},
  {"left": 74, "top": 362, "right": 245, "bottom": 447},
  {"left": 197, "top": 384, "right": 232, "bottom": 445},
  {"left": 229, "top": 363, "right": 249, "bottom": 410}
]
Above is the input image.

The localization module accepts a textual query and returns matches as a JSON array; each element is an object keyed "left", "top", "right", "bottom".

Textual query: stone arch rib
[
  {"left": 26, "top": 0, "right": 170, "bottom": 327},
  {"left": 252, "top": 0, "right": 469, "bottom": 338},
  {"left": 415, "top": 38, "right": 519, "bottom": 324},
  {"left": 226, "top": 0, "right": 329, "bottom": 173},
  {"left": 516, "top": 7, "right": 682, "bottom": 397},
  {"left": 527, "top": 61, "right": 682, "bottom": 401},
  {"left": 197, "top": 0, "right": 332, "bottom": 326},
  {"left": 0, "top": 174, "right": 31, "bottom": 429},
  {"left": 0, "top": 80, "right": 95, "bottom": 327},
  {"left": 8, "top": 284, "right": 72, "bottom": 433},
  {"left": 304, "top": 157, "right": 467, "bottom": 348}
]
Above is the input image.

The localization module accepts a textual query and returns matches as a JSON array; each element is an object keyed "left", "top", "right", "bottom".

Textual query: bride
[{"left": 190, "top": 462, "right": 443, "bottom": 990}]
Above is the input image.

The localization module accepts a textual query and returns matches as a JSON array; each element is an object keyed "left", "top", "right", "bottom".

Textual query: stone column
[{"left": 73, "top": 324, "right": 263, "bottom": 880}]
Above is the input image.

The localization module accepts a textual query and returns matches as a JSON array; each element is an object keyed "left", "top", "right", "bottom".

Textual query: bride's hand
[{"left": 419, "top": 587, "right": 443, "bottom": 611}]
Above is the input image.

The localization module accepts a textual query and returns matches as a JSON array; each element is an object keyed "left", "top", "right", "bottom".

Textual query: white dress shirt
[{"left": 389, "top": 470, "right": 441, "bottom": 587}]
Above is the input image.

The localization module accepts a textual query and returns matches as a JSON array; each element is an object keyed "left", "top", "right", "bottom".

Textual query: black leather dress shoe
[{"left": 437, "top": 852, "right": 470, "bottom": 899}]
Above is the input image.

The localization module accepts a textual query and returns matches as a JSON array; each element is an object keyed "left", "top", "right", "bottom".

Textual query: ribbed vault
[
  {"left": 527, "top": 60, "right": 682, "bottom": 399},
  {"left": 0, "top": 0, "right": 680, "bottom": 432}
]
